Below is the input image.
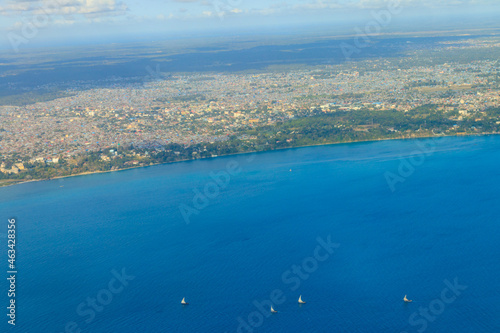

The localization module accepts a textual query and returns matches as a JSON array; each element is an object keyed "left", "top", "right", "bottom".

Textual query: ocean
[{"left": 1, "top": 136, "right": 499, "bottom": 332}]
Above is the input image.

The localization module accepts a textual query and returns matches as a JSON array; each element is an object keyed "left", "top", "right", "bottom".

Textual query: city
[
  {"left": 1, "top": 0, "right": 500, "bottom": 332},
  {"left": 1, "top": 36, "right": 499, "bottom": 183}
]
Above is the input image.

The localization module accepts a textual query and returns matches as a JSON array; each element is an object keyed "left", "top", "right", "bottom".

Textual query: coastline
[{"left": 1, "top": 132, "right": 497, "bottom": 189}]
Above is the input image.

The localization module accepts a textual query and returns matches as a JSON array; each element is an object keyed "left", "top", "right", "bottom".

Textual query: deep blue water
[{"left": 1, "top": 136, "right": 499, "bottom": 333}]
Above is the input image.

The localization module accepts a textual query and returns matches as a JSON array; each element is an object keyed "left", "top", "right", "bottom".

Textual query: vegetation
[
  {"left": 2, "top": 105, "right": 500, "bottom": 185},
  {"left": 0, "top": 89, "right": 75, "bottom": 106}
]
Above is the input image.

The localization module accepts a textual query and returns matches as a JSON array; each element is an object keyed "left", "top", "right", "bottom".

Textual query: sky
[{"left": 0, "top": 0, "right": 499, "bottom": 51}]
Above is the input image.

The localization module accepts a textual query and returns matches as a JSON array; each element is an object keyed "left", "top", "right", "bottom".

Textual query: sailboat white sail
[
  {"left": 271, "top": 306, "right": 277, "bottom": 313},
  {"left": 403, "top": 295, "right": 412, "bottom": 303},
  {"left": 298, "top": 295, "right": 306, "bottom": 304},
  {"left": 181, "top": 297, "right": 188, "bottom": 305}
]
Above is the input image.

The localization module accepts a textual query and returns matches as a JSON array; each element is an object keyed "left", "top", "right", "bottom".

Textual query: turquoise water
[{"left": 1, "top": 136, "right": 499, "bottom": 332}]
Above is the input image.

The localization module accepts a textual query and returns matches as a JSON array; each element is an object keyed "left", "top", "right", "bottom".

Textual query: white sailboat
[
  {"left": 181, "top": 297, "right": 188, "bottom": 305},
  {"left": 298, "top": 295, "right": 306, "bottom": 304},
  {"left": 271, "top": 306, "right": 278, "bottom": 313},
  {"left": 403, "top": 295, "right": 412, "bottom": 303}
]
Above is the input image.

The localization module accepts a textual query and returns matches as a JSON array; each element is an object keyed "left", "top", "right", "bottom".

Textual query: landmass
[{"left": 1, "top": 33, "right": 500, "bottom": 185}]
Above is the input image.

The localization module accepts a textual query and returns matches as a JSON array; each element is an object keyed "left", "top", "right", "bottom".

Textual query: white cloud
[
  {"left": 275, "top": 0, "right": 500, "bottom": 13},
  {"left": 0, "top": 0, "right": 128, "bottom": 18}
]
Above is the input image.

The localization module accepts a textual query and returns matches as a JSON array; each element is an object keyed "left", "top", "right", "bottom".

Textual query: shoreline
[{"left": 1, "top": 132, "right": 498, "bottom": 189}]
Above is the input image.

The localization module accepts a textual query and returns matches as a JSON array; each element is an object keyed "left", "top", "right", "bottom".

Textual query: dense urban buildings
[{"left": 1, "top": 38, "right": 499, "bottom": 181}]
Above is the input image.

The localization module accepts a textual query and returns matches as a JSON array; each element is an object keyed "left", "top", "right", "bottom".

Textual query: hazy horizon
[{"left": 1, "top": 0, "right": 500, "bottom": 52}]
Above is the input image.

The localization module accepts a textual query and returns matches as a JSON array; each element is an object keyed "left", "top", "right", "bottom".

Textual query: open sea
[{"left": 1, "top": 136, "right": 499, "bottom": 332}]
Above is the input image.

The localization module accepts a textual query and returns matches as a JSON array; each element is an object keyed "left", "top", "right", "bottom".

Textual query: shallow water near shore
[{"left": 1, "top": 136, "right": 499, "bottom": 332}]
